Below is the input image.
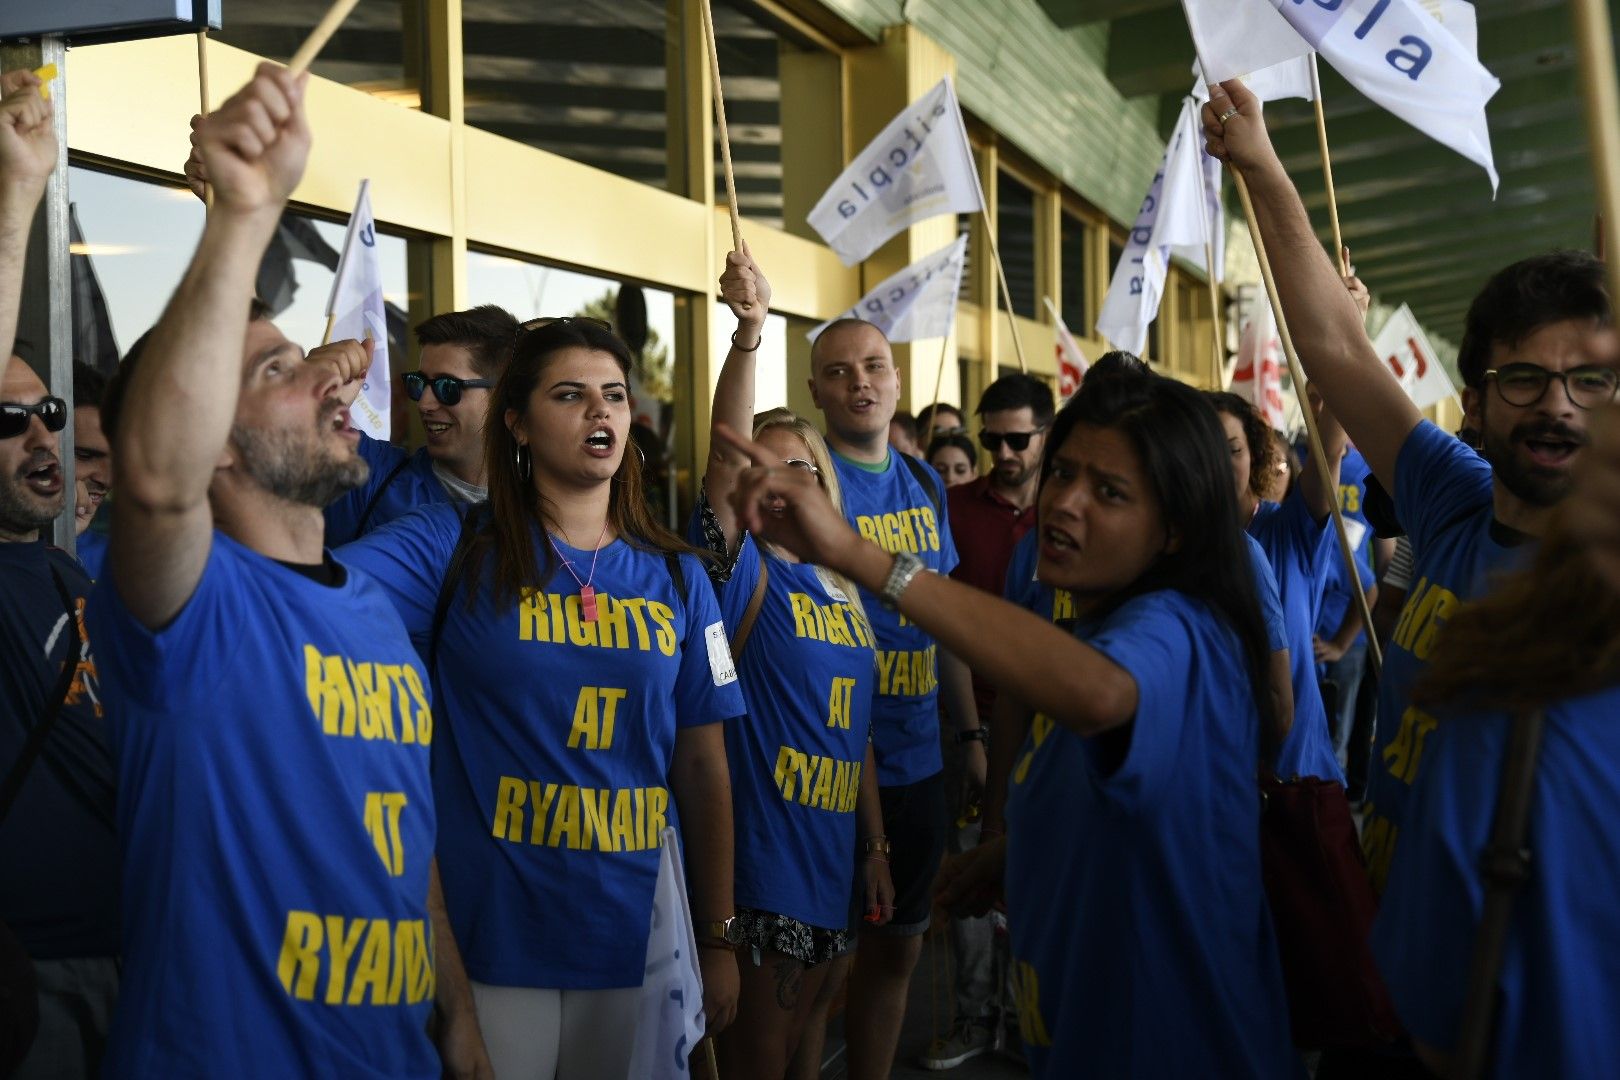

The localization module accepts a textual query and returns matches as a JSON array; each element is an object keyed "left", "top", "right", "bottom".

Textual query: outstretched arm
[
  {"left": 718, "top": 426, "right": 1140, "bottom": 739},
  {"left": 110, "top": 64, "right": 311, "bottom": 628},
  {"left": 703, "top": 243, "right": 770, "bottom": 553},
  {"left": 0, "top": 69, "right": 56, "bottom": 389},
  {"left": 1203, "top": 80, "right": 1420, "bottom": 490}
]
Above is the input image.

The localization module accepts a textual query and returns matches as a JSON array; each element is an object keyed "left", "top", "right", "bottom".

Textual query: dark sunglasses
[
  {"left": 0, "top": 397, "right": 67, "bottom": 439},
  {"left": 1485, "top": 364, "right": 1619, "bottom": 410},
  {"left": 979, "top": 428, "right": 1045, "bottom": 453},
  {"left": 403, "top": 371, "right": 495, "bottom": 406}
]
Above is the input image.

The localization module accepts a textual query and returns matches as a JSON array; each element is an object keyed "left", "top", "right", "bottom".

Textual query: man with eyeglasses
[
  {"left": 919, "top": 372, "right": 1053, "bottom": 1070},
  {"left": 0, "top": 69, "right": 120, "bottom": 1080},
  {"left": 1203, "top": 80, "right": 1618, "bottom": 899},
  {"left": 323, "top": 304, "right": 519, "bottom": 545}
]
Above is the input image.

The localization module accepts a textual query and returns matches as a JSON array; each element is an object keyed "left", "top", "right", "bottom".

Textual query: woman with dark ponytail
[
  {"left": 339, "top": 318, "right": 744, "bottom": 1079},
  {"left": 714, "top": 366, "right": 1295, "bottom": 1077}
]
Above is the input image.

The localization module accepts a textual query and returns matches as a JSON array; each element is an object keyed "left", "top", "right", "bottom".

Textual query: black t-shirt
[{"left": 0, "top": 539, "right": 119, "bottom": 958}]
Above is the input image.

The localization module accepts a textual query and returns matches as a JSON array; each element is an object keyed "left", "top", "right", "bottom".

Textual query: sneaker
[
  {"left": 919, "top": 1017, "right": 997, "bottom": 1070},
  {"left": 1000, "top": 1022, "right": 1028, "bottom": 1068}
]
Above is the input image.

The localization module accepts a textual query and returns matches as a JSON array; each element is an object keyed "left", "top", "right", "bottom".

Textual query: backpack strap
[
  {"left": 899, "top": 450, "right": 945, "bottom": 517},
  {"left": 1454, "top": 707, "right": 1547, "bottom": 1079},
  {"left": 0, "top": 567, "right": 82, "bottom": 827},
  {"left": 664, "top": 553, "right": 687, "bottom": 605},
  {"left": 729, "top": 555, "right": 769, "bottom": 659},
  {"left": 355, "top": 456, "right": 414, "bottom": 538}
]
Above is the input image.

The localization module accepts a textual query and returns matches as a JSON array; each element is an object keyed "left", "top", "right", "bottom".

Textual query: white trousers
[{"left": 470, "top": 980, "right": 641, "bottom": 1080}]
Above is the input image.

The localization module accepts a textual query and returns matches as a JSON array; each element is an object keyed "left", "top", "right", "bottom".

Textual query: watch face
[{"left": 724, "top": 918, "right": 744, "bottom": 944}]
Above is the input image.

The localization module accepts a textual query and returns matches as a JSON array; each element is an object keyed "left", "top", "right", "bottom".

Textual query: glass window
[
  {"left": 68, "top": 166, "right": 411, "bottom": 364},
  {"left": 995, "top": 171, "right": 1036, "bottom": 319},
  {"left": 461, "top": 0, "right": 672, "bottom": 192},
  {"left": 1060, "top": 209, "right": 1089, "bottom": 333},
  {"left": 214, "top": 0, "right": 424, "bottom": 109}
]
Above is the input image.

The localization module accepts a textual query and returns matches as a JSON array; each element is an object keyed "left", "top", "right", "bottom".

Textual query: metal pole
[{"left": 0, "top": 36, "right": 74, "bottom": 552}]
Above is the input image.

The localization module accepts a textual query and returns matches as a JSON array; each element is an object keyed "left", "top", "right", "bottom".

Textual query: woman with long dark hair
[
  {"left": 1207, "top": 389, "right": 1345, "bottom": 782},
  {"left": 713, "top": 368, "right": 1296, "bottom": 1077},
  {"left": 339, "top": 318, "right": 743, "bottom": 1079},
  {"left": 1370, "top": 401, "right": 1620, "bottom": 1077},
  {"left": 693, "top": 249, "right": 892, "bottom": 1078}
]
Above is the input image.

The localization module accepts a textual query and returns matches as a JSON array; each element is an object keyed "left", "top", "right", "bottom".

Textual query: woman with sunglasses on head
[
  {"left": 715, "top": 366, "right": 1297, "bottom": 1078},
  {"left": 695, "top": 246, "right": 893, "bottom": 1079},
  {"left": 322, "top": 305, "right": 520, "bottom": 545},
  {"left": 337, "top": 317, "right": 744, "bottom": 1079}
]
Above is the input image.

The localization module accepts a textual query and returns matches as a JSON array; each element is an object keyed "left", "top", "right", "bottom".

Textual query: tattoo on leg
[{"left": 773, "top": 957, "right": 804, "bottom": 1011}]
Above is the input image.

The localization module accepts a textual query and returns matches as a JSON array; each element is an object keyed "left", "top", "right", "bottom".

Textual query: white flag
[
  {"left": 807, "top": 234, "right": 967, "bottom": 344},
  {"left": 1044, "top": 296, "right": 1088, "bottom": 401},
  {"left": 1095, "top": 99, "right": 1206, "bottom": 354},
  {"left": 327, "top": 180, "right": 391, "bottom": 440},
  {"left": 1192, "top": 54, "right": 1316, "bottom": 104},
  {"left": 1231, "top": 294, "right": 1288, "bottom": 431},
  {"left": 627, "top": 827, "right": 706, "bottom": 1079},
  {"left": 1372, "top": 304, "right": 1458, "bottom": 410},
  {"left": 807, "top": 76, "right": 984, "bottom": 266},
  {"left": 1181, "top": 0, "right": 1312, "bottom": 84},
  {"left": 1270, "top": 0, "right": 1499, "bottom": 190}
]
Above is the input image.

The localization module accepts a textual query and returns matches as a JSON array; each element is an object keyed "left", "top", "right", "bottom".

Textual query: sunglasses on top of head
[
  {"left": 0, "top": 397, "right": 68, "bottom": 440},
  {"left": 519, "top": 316, "right": 614, "bottom": 334},
  {"left": 403, "top": 371, "right": 495, "bottom": 406},
  {"left": 978, "top": 427, "right": 1045, "bottom": 453}
]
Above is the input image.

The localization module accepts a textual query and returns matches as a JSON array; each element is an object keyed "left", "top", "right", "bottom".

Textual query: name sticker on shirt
[{"left": 706, "top": 622, "right": 738, "bottom": 686}]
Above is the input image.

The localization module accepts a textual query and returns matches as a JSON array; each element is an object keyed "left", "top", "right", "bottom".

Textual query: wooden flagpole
[
  {"left": 698, "top": 0, "right": 744, "bottom": 252},
  {"left": 930, "top": 331, "right": 953, "bottom": 419},
  {"left": 197, "top": 30, "right": 213, "bottom": 210},
  {"left": 980, "top": 222, "right": 1029, "bottom": 373},
  {"left": 1308, "top": 55, "right": 1349, "bottom": 276},
  {"left": 1234, "top": 172, "right": 1382, "bottom": 675},
  {"left": 288, "top": 0, "right": 364, "bottom": 74},
  {"left": 1187, "top": 101, "right": 1226, "bottom": 374},
  {"left": 1572, "top": 0, "right": 1620, "bottom": 307}
]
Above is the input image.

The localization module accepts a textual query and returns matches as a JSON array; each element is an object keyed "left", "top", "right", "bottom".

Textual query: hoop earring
[{"left": 514, "top": 444, "right": 531, "bottom": 481}]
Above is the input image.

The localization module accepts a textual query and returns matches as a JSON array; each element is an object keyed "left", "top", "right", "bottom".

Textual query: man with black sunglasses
[
  {"left": 323, "top": 304, "right": 518, "bottom": 544},
  {"left": 1204, "top": 80, "right": 1617, "bottom": 901},
  {"left": 0, "top": 68, "right": 121, "bottom": 1080}
]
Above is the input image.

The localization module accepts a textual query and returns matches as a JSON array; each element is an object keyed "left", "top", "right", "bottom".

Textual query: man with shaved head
[{"left": 0, "top": 69, "right": 119, "bottom": 1080}]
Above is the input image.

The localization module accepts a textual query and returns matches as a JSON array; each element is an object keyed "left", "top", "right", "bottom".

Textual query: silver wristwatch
[{"left": 879, "top": 552, "right": 927, "bottom": 611}]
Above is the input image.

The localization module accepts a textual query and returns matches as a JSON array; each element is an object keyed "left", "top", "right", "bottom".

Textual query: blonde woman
[{"left": 695, "top": 247, "right": 893, "bottom": 1079}]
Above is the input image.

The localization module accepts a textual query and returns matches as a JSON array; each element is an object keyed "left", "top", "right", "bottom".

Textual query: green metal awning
[{"left": 1037, "top": 0, "right": 1615, "bottom": 341}]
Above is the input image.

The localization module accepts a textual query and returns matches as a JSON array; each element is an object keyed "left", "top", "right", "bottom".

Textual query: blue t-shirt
[
  {"left": 87, "top": 533, "right": 438, "bottom": 1079},
  {"left": 75, "top": 528, "right": 108, "bottom": 581},
  {"left": 1373, "top": 690, "right": 1620, "bottom": 1077},
  {"left": 324, "top": 434, "right": 450, "bottom": 546},
  {"left": 1314, "top": 449, "right": 1375, "bottom": 648},
  {"left": 339, "top": 505, "right": 746, "bottom": 989},
  {"left": 830, "top": 448, "right": 959, "bottom": 786},
  {"left": 1361, "top": 422, "right": 1532, "bottom": 891},
  {"left": 1250, "top": 491, "right": 1343, "bottom": 782},
  {"left": 0, "top": 540, "right": 117, "bottom": 960},
  {"left": 1003, "top": 590, "right": 1296, "bottom": 1077},
  {"left": 693, "top": 521, "right": 876, "bottom": 931}
]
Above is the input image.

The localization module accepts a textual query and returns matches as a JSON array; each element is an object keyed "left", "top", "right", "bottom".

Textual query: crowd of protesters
[{"left": 3, "top": 56, "right": 1620, "bottom": 1080}]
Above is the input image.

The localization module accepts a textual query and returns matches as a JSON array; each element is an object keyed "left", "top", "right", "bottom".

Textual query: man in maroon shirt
[{"left": 923, "top": 372, "right": 1053, "bottom": 1070}]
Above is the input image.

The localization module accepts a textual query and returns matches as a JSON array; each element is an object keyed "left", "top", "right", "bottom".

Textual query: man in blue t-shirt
[
  {"left": 84, "top": 66, "right": 488, "bottom": 1078},
  {"left": 798, "top": 317, "right": 981, "bottom": 1078},
  {"left": 322, "top": 304, "right": 518, "bottom": 545},
  {"left": 1207, "top": 80, "right": 1615, "bottom": 890},
  {"left": 0, "top": 72, "right": 119, "bottom": 1080}
]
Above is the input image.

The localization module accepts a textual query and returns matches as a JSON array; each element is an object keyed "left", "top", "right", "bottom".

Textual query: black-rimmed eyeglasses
[{"left": 1484, "top": 364, "right": 1619, "bottom": 410}]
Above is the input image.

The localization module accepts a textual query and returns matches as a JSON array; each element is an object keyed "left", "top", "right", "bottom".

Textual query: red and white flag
[
  {"left": 1044, "top": 296, "right": 1087, "bottom": 401},
  {"left": 1230, "top": 294, "right": 1287, "bottom": 431},
  {"left": 1372, "top": 303, "right": 1459, "bottom": 410}
]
